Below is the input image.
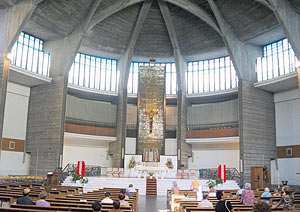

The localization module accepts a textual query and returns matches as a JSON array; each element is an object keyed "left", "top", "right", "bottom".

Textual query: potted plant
[
  {"left": 81, "top": 177, "right": 89, "bottom": 185},
  {"left": 128, "top": 156, "right": 136, "bottom": 168},
  {"left": 165, "top": 158, "right": 174, "bottom": 169},
  {"left": 72, "top": 174, "right": 81, "bottom": 184},
  {"left": 149, "top": 171, "right": 154, "bottom": 179},
  {"left": 207, "top": 179, "right": 223, "bottom": 191}
]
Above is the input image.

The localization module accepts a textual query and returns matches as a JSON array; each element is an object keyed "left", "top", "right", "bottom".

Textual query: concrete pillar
[
  {"left": 0, "top": 0, "right": 39, "bottom": 157},
  {"left": 26, "top": 33, "right": 84, "bottom": 176},
  {"left": 238, "top": 80, "right": 276, "bottom": 184},
  {"left": 177, "top": 90, "right": 191, "bottom": 169},
  {"left": 26, "top": 75, "right": 68, "bottom": 176},
  {"left": 111, "top": 88, "right": 127, "bottom": 168}
]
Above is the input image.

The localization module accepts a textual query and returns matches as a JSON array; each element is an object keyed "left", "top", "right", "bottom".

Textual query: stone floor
[{"left": 138, "top": 195, "right": 168, "bottom": 212}]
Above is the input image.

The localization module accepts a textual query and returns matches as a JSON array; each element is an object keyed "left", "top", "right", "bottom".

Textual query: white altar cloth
[{"left": 134, "top": 166, "right": 169, "bottom": 179}]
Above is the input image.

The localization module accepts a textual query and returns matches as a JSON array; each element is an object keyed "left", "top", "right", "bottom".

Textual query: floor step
[{"left": 146, "top": 178, "right": 157, "bottom": 196}]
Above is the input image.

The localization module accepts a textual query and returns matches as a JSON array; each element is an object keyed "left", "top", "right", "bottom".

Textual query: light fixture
[{"left": 6, "top": 53, "right": 13, "bottom": 61}]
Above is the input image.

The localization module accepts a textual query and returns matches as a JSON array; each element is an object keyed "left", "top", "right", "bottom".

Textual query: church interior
[{"left": 0, "top": 0, "right": 300, "bottom": 211}]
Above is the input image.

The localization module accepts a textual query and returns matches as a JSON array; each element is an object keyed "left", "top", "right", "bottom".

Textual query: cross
[{"left": 146, "top": 109, "right": 158, "bottom": 133}]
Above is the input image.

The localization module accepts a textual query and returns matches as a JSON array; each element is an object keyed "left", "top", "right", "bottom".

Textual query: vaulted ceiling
[{"left": 7, "top": 0, "right": 299, "bottom": 60}]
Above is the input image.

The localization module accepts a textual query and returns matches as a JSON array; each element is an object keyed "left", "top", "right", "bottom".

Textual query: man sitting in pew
[
  {"left": 112, "top": 200, "right": 121, "bottom": 212},
  {"left": 101, "top": 192, "right": 113, "bottom": 204},
  {"left": 16, "top": 188, "right": 33, "bottom": 205},
  {"left": 119, "top": 193, "right": 130, "bottom": 207},
  {"left": 198, "top": 194, "right": 213, "bottom": 208},
  {"left": 92, "top": 201, "right": 102, "bottom": 212}
]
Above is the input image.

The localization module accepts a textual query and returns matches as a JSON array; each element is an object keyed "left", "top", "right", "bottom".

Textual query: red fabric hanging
[
  {"left": 82, "top": 161, "right": 85, "bottom": 177},
  {"left": 77, "top": 161, "right": 80, "bottom": 176}
]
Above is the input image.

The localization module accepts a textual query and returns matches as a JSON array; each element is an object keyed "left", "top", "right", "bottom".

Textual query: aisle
[{"left": 138, "top": 195, "right": 168, "bottom": 212}]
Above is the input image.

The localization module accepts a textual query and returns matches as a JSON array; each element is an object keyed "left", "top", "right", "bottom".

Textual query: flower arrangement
[
  {"left": 207, "top": 179, "right": 223, "bottom": 188},
  {"left": 128, "top": 156, "right": 136, "bottom": 168},
  {"left": 72, "top": 174, "right": 89, "bottom": 185},
  {"left": 165, "top": 158, "right": 174, "bottom": 169}
]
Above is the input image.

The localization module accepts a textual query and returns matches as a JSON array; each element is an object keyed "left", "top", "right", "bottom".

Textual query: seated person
[
  {"left": 16, "top": 188, "right": 34, "bottom": 205},
  {"left": 236, "top": 185, "right": 244, "bottom": 198},
  {"left": 260, "top": 187, "right": 272, "bottom": 204},
  {"left": 101, "top": 192, "right": 113, "bottom": 204},
  {"left": 181, "top": 192, "right": 190, "bottom": 201},
  {"left": 119, "top": 193, "right": 130, "bottom": 207},
  {"left": 191, "top": 178, "right": 199, "bottom": 192},
  {"left": 127, "top": 184, "right": 136, "bottom": 193},
  {"left": 198, "top": 194, "right": 213, "bottom": 208},
  {"left": 120, "top": 188, "right": 130, "bottom": 200},
  {"left": 253, "top": 201, "right": 271, "bottom": 212},
  {"left": 36, "top": 191, "right": 50, "bottom": 207},
  {"left": 112, "top": 200, "right": 121, "bottom": 212},
  {"left": 241, "top": 183, "right": 254, "bottom": 205},
  {"left": 171, "top": 182, "right": 180, "bottom": 195},
  {"left": 274, "top": 186, "right": 294, "bottom": 211},
  {"left": 215, "top": 191, "right": 234, "bottom": 212},
  {"left": 92, "top": 201, "right": 102, "bottom": 212}
]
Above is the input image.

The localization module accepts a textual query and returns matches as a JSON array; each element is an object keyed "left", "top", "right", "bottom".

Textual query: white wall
[
  {"left": 63, "top": 145, "right": 112, "bottom": 168},
  {"left": 165, "top": 139, "right": 177, "bottom": 155},
  {"left": 125, "top": 138, "right": 136, "bottom": 155},
  {"left": 0, "top": 82, "right": 31, "bottom": 176},
  {"left": 3, "top": 82, "right": 30, "bottom": 140},
  {"left": 271, "top": 158, "right": 300, "bottom": 186},
  {"left": 0, "top": 151, "right": 30, "bottom": 176},
  {"left": 274, "top": 88, "right": 300, "bottom": 146},
  {"left": 189, "top": 150, "right": 240, "bottom": 170},
  {"left": 274, "top": 88, "right": 300, "bottom": 185}
]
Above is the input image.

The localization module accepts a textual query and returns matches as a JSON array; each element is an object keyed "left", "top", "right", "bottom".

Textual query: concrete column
[
  {"left": 110, "top": 88, "right": 127, "bottom": 168},
  {"left": 26, "top": 33, "right": 84, "bottom": 176},
  {"left": 26, "top": 75, "right": 68, "bottom": 176},
  {"left": 0, "top": 0, "right": 39, "bottom": 157},
  {"left": 238, "top": 80, "right": 276, "bottom": 184},
  {"left": 177, "top": 90, "right": 191, "bottom": 169}
]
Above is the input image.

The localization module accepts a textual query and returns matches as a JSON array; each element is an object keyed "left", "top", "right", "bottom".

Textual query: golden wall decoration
[{"left": 137, "top": 65, "right": 166, "bottom": 162}]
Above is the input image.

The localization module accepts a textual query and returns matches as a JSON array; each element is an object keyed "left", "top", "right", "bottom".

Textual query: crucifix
[{"left": 146, "top": 109, "right": 158, "bottom": 133}]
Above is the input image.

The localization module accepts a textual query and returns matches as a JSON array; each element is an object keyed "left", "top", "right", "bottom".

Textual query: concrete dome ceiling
[{"left": 19, "top": 0, "right": 300, "bottom": 60}]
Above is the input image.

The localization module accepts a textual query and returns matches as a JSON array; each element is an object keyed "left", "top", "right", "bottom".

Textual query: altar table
[{"left": 134, "top": 166, "right": 169, "bottom": 179}]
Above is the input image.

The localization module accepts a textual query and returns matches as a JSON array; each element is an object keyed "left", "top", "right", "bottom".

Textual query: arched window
[
  {"left": 10, "top": 32, "right": 50, "bottom": 76},
  {"left": 256, "top": 38, "right": 298, "bottom": 82},
  {"left": 68, "top": 53, "right": 119, "bottom": 92},
  {"left": 186, "top": 56, "right": 238, "bottom": 94}
]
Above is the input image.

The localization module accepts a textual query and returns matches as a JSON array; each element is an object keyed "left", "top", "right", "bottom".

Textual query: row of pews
[
  {"left": 168, "top": 189, "right": 300, "bottom": 212},
  {"left": 0, "top": 183, "right": 138, "bottom": 212}
]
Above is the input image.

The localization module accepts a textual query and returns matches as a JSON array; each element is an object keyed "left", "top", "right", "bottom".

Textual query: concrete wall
[
  {"left": 239, "top": 80, "right": 276, "bottom": 184},
  {"left": 187, "top": 99, "right": 238, "bottom": 128},
  {"left": 66, "top": 95, "right": 117, "bottom": 126},
  {"left": 274, "top": 88, "right": 300, "bottom": 185}
]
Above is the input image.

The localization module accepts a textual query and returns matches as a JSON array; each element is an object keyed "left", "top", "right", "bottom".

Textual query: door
[{"left": 251, "top": 167, "right": 263, "bottom": 189}]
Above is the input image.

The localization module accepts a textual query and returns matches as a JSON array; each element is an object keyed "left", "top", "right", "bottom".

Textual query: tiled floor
[{"left": 138, "top": 195, "right": 168, "bottom": 212}]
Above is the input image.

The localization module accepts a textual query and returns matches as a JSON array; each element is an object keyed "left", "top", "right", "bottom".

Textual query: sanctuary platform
[{"left": 62, "top": 176, "right": 239, "bottom": 196}]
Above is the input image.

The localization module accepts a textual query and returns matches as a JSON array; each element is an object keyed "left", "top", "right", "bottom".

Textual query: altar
[
  {"left": 134, "top": 166, "right": 169, "bottom": 179},
  {"left": 124, "top": 155, "right": 177, "bottom": 179}
]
